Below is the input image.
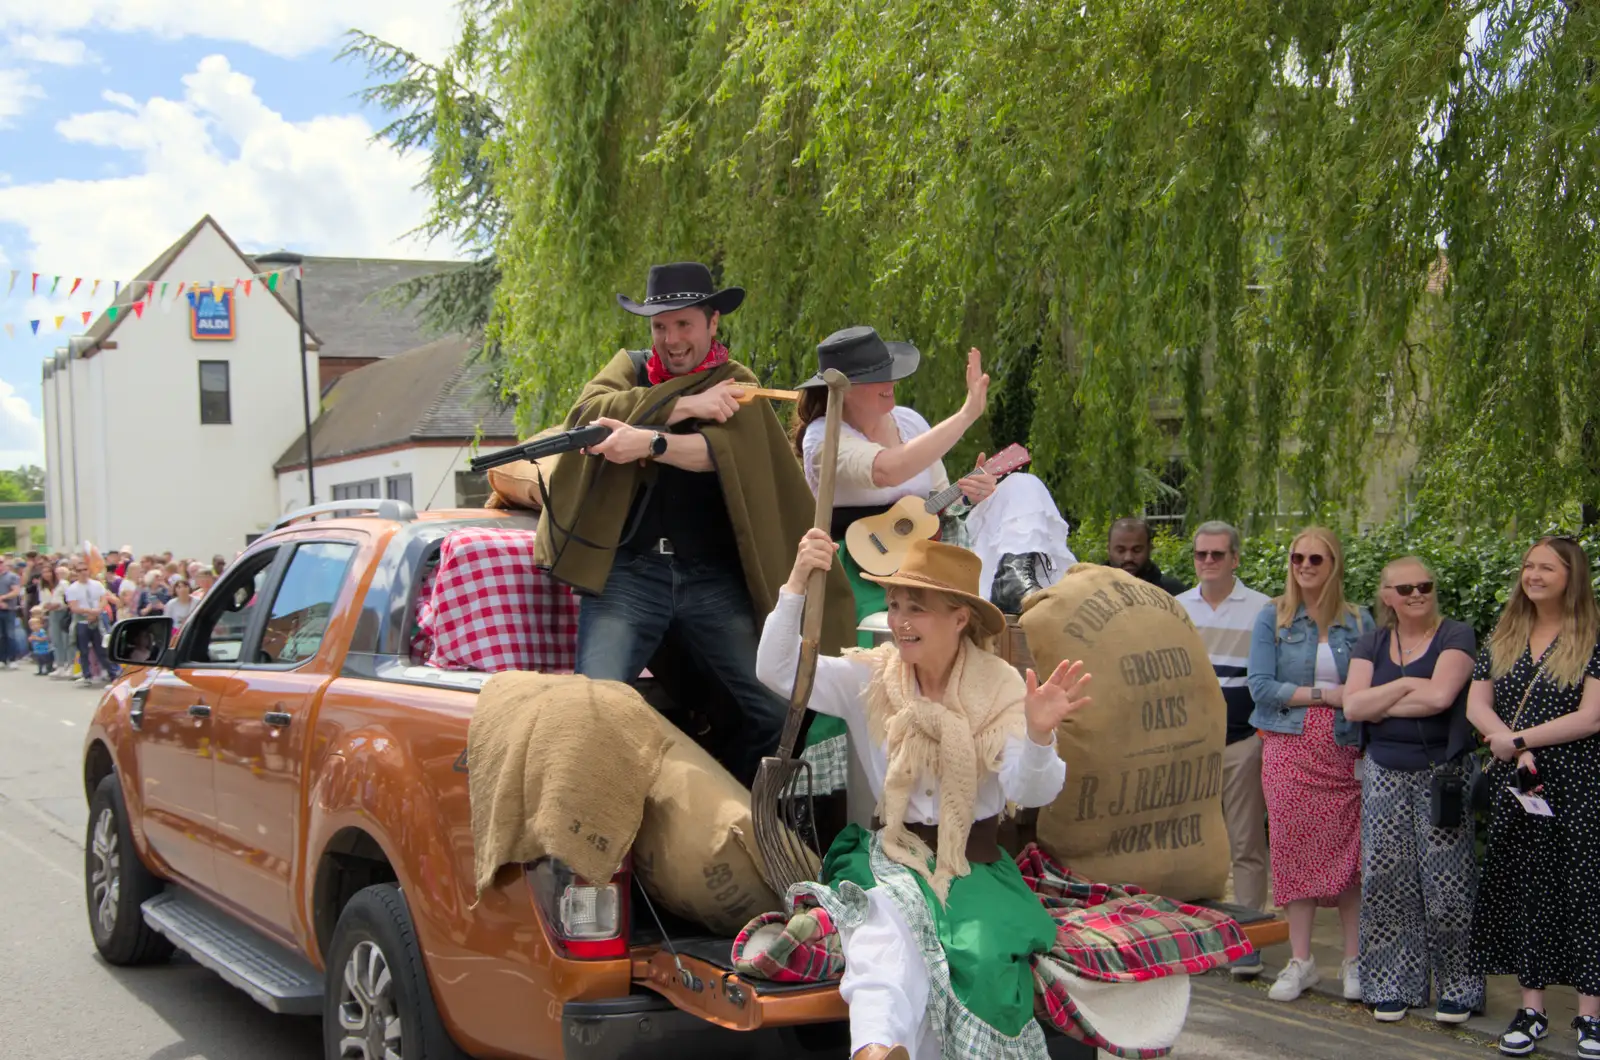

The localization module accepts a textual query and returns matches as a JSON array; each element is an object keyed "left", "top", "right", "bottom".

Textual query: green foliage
[
  {"left": 383, "top": 0, "right": 1600, "bottom": 525},
  {"left": 1070, "top": 520, "right": 1600, "bottom": 641},
  {"left": 0, "top": 467, "right": 42, "bottom": 502}
]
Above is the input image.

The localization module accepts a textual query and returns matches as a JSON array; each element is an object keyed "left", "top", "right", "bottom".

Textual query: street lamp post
[{"left": 255, "top": 251, "right": 316, "bottom": 505}]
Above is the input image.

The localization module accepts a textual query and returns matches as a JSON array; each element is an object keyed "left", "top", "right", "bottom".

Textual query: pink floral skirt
[{"left": 1261, "top": 710, "right": 1361, "bottom": 906}]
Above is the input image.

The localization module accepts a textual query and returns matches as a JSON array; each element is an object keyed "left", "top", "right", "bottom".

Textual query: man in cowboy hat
[{"left": 534, "top": 261, "right": 854, "bottom": 784}]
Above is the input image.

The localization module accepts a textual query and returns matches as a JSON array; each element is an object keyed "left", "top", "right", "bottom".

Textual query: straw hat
[{"left": 862, "top": 538, "right": 1005, "bottom": 638}]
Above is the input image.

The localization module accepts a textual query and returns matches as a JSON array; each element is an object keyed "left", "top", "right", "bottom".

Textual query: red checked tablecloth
[{"left": 419, "top": 526, "right": 579, "bottom": 673}]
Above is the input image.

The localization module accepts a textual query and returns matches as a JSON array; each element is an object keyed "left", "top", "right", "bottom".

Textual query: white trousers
[
  {"left": 964, "top": 472, "right": 1077, "bottom": 600},
  {"left": 839, "top": 888, "right": 940, "bottom": 1059}
]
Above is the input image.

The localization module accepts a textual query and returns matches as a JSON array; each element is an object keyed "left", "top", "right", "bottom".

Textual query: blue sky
[{"left": 0, "top": 2, "right": 461, "bottom": 468}]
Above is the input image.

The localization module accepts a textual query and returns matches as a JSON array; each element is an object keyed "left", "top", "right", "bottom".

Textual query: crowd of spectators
[{"left": 0, "top": 545, "right": 229, "bottom": 688}]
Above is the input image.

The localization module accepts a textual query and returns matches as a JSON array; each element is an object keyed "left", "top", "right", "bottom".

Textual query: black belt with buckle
[{"left": 647, "top": 538, "right": 675, "bottom": 556}]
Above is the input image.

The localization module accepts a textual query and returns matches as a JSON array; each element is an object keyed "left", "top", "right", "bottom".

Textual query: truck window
[
  {"left": 183, "top": 550, "right": 278, "bottom": 665},
  {"left": 256, "top": 542, "right": 357, "bottom": 665}
]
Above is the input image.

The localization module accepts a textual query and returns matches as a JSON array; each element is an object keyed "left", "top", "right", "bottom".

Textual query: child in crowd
[{"left": 28, "top": 617, "right": 53, "bottom": 675}]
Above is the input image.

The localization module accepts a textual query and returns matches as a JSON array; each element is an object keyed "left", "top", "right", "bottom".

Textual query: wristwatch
[
  {"left": 1513, "top": 735, "right": 1527, "bottom": 751},
  {"left": 1310, "top": 687, "right": 1323, "bottom": 703},
  {"left": 647, "top": 431, "right": 668, "bottom": 459}
]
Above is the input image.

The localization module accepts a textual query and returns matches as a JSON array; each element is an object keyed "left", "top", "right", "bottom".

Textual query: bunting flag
[
  {"left": 5, "top": 270, "right": 15, "bottom": 295},
  {"left": 90, "top": 279, "right": 101, "bottom": 298},
  {"left": 265, "top": 271, "right": 279, "bottom": 292},
  {"left": 113, "top": 280, "right": 121, "bottom": 298},
  {"left": 31, "top": 273, "right": 39, "bottom": 294},
  {"left": 53, "top": 315, "right": 64, "bottom": 330},
  {"left": 160, "top": 281, "right": 168, "bottom": 299},
  {"left": 69, "top": 278, "right": 81, "bottom": 297},
  {"left": 81, "top": 311, "right": 91, "bottom": 325},
  {"left": 2, "top": 324, "right": 10, "bottom": 339},
  {"left": 49, "top": 276, "right": 60, "bottom": 296},
  {"left": 243, "top": 278, "right": 252, "bottom": 296},
  {"left": 107, "top": 306, "right": 119, "bottom": 322},
  {"left": 29, "top": 320, "right": 39, "bottom": 335},
  {"left": 132, "top": 302, "right": 144, "bottom": 319}
]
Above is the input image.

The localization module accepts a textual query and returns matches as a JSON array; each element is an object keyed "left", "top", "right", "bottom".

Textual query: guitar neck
[{"left": 924, "top": 482, "right": 965, "bottom": 515}]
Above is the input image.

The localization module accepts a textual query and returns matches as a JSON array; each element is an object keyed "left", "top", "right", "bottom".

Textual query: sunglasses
[
  {"left": 1289, "top": 552, "right": 1326, "bottom": 567},
  {"left": 1193, "top": 549, "right": 1231, "bottom": 562},
  {"left": 1389, "top": 581, "right": 1435, "bottom": 597}
]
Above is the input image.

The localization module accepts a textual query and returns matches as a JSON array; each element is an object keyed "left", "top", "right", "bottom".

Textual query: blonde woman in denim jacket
[{"left": 1246, "top": 526, "right": 1376, "bottom": 1004}]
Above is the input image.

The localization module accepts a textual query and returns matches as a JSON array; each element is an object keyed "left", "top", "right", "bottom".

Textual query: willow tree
[{"left": 394, "top": 0, "right": 1598, "bottom": 528}]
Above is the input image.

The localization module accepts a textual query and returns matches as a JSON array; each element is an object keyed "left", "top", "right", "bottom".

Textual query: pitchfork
[{"left": 751, "top": 366, "right": 849, "bottom": 894}]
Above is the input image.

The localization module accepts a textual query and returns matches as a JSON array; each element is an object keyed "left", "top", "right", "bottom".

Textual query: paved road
[{"left": 0, "top": 673, "right": 1493, "bottom": 1059}]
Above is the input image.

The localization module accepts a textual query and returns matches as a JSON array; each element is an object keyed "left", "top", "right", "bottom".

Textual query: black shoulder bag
[{"left": 1394, "top": 627, "right": 1471, "bottom": 828}]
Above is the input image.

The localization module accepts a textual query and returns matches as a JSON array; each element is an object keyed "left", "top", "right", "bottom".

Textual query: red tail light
[{"left": 525, "top": 856, "right": 630, "bottom": 960}]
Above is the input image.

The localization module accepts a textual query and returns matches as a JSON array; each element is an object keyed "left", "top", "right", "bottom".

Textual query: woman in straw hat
[{"left": 756, "top": 529, "right": 1092, "bottom": 1060}]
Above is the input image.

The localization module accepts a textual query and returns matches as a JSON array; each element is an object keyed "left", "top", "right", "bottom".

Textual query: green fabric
[
  {"left": 802, "top": 539, "right": 884, "bottom": 751},
  {"left": 822, "top": 823, "right": 1055, "bottom": 1037},
  {"left": 842, "top": 548, "right": 888, "bottom": 649},
  {"left": 532, "top": 349, "right": 855, "bottom": 653}
]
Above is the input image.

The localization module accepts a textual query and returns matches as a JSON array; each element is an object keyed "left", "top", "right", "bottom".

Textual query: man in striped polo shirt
[{"left": 1178, "top": 519, "right": 1272, "bottom": 978}]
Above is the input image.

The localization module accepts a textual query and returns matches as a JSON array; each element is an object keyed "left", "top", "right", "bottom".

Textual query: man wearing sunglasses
[{"left": 1177, "top": 520, "right": 1272, "bottom": 978}]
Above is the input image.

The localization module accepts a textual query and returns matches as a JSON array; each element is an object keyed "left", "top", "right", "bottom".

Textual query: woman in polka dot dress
[{"left": 1467, "top": 536, "right": 1600, "bottom": 1058}]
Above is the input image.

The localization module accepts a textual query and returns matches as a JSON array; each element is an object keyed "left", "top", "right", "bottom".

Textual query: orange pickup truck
[{"left": 82, "top": 499, "right": 1285, "bottom": 1060}]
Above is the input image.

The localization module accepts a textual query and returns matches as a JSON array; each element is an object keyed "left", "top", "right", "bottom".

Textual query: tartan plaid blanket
[
  {"left": 731, "top": 905, "right": 845, "bottom": 983},
  {"left": 1016, "top": 843, "right": 1252, "bottom": 984}
]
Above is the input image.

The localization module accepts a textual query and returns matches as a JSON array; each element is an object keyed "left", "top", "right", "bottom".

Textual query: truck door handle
[
  {"left": 263, "top": 711, "right": 292, "bottom": 728},
  {"left": 187, "top": 703, "right": 211, "bottom": 719}
]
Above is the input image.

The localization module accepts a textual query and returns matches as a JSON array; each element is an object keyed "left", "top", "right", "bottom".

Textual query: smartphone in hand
[{"left": 1516, "top": 765, "right": 1540, "bottom": 793}]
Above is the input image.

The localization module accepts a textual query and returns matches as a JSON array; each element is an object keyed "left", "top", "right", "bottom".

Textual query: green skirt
[{"left": 799, "top": 823, "right": 1054, "bottom": 1054}]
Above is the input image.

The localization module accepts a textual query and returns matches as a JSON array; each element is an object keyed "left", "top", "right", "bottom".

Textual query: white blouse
[
  {"left": 756, "top": 590, "right": 1066, "bottom": 825},
  {"left": 802, "top": 406, "right": 951, "bottom": 508},
  {"left": 1314, "top": 642, "right": 1339, "bottom": 688}
]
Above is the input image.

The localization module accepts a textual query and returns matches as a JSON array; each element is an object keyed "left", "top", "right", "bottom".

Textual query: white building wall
[
  {"left": 41, "top": 366, "right": 59, "bottom": 549},
  {"left": 276, "top": 444, "right": 479, "bottom": 517},
  {"left": 44, "top": 221, "right": 316, "bottom": 558}
]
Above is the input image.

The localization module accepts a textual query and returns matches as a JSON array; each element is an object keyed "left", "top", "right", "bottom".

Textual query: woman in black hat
[{"left": 789, "top": 327, "right": 1075, "bottom": 623}]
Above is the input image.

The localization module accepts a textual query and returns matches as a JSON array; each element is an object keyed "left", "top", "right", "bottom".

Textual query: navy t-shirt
[{"left": 1352, "top": 619, "right": 1477, "bottom": 771}]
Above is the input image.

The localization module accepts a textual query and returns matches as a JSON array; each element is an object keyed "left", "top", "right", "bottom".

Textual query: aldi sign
[{"left": 189, "top": 289, "right": 236, "bottom": 341}]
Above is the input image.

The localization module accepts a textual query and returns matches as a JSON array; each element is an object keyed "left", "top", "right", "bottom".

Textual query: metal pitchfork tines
[{"left": 750, "top": 366, "right": 849, "bottom": 895}]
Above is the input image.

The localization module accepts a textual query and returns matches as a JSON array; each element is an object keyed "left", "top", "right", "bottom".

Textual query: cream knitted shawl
[{"left": 856, "top": 638, "right": 1028, "bottom": 902}]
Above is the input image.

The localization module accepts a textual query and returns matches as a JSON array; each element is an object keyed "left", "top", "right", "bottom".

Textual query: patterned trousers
[{"left": 1358, "top": 758, "right": 1484, "bottom": 1010}]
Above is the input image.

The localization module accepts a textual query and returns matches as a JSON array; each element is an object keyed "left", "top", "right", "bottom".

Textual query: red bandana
[{"left": 644, "top": 340, "right": 729, "bottom": 385}]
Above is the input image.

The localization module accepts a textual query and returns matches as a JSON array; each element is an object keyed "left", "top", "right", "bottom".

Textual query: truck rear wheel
[
  {"left": 323, "top": 884, "right": 466, "bottom": 1060},
  {"left": 85, "top": 773, "right": 174, "bottom": 965}
]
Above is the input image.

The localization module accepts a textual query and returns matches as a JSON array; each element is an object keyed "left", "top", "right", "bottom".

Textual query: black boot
[{"left": 990, "top": 552, "right": 1049, "bottom": 614}]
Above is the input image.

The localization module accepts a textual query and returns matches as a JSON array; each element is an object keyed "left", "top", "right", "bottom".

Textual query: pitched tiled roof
[{"left": 273, "top": 336, "right": 519, "bottom": 471}]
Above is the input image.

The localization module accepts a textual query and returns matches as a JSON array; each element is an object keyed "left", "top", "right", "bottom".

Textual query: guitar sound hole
[{"left": 893, "top": 519, "right": 916, "bottom": 535}]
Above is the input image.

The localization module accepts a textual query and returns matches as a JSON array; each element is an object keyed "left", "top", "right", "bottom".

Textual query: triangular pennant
[
  {"left": 69, "top": 277, "right": 81, "bottom": 297},
  {"left": 29, "top": 320, "right": 39, "bottom": 335},
  {"left": 113, "top": 279, "right": 120, "bottom": 298},
  {"left": 53, "top": 315, "right": 64, "bottom": 330},
  {"left": 243, "top": 279, "right": 253, "bottom": 296},
  {"left": 107, "top": 306, "right": 119, "bottom": 322},
  {"left": 49, "top": 276, "right": 60, "bottom": 295},
  {"left": 2, "top": 323, "right": 11, "bottom": 340},
  {"left": 133, "top": 302, "right": 144, "bottom": 319},
  {"left": 265, "top": 272, "right": 279, "bottom": 292},
  {"left": 212, "top": 285, "right": 227, "bottom": 301},
  {"left": 81, "top": 311, "right": 91, "bottom": 325},
  {"left": 90, "top": 279, "right": 101, "bottom": 298},
  {"left": 160, "top": 282, "right": 169, "bottom": 300},
  {"left": 5, "top": 270, "right": 16, "bottom": 295},
  {"left": 175, "top": 282, "right": 186, "bottom": 299},
  {"left": 31, "top": 273, "right": 39, "bottom": 293}
]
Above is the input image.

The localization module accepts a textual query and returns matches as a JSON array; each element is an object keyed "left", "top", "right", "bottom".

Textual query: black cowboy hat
[
  {"left": 797, "top": 325, "right": 921, "bottom": 389},
  {"left": 616, "top": 261, "right": 745, "bottom": 317}
]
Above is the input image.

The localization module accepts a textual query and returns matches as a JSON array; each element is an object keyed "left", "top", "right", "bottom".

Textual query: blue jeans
[
  {"left": 76, "top": 621, "right": 116, "bottom": 681},
  {"left": 576, "top": 550, "right": 787, "bottom": 784},
  {"left": 0, "top": 611, "right": 18, "bottom": 664}
]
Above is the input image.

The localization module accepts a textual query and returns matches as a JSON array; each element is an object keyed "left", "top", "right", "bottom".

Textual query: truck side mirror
[{"left": 108, "top": 617, "right": 174, "bottom": 667}]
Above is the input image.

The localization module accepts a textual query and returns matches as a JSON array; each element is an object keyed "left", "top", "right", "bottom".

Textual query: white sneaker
[
  {"left": 73, "top": 677, "right": 91, "bottom": 687},
  {"left": 1268, "top": 957, "right": 1321, "bottom": 1002},
  {"left": 1341, "top": 957, "right": 1361, "bottom": 1001}
]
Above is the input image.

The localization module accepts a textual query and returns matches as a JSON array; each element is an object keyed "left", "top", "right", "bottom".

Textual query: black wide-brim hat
[
  {"left": 617, "top": 261, "right": 745, "bottom": 317},
  {"left": 797, "top": 325, "right": 921, "bottom": 389}
]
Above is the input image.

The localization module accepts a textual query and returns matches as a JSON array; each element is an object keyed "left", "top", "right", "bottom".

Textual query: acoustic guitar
[{"left": 844, "top": 443, "right": 1032, "bottom": 577}]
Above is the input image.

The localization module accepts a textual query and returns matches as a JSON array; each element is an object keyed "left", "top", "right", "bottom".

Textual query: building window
[
  {"left": 332, "top": 480, "right": 380, "bottom": 501},
  {"left": 385, "top": 474, "right": 414, "bottom": 505},
  {"left": 455, "top": 471, "right": 491, "bottom": 508},
  {"left": 198, "top": 361, "right": 231, "bottom": 424}
]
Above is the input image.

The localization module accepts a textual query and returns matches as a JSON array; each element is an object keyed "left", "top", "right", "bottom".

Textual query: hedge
[{"left": 1066, "top": 522, "right": 1600, "bottom": 642}]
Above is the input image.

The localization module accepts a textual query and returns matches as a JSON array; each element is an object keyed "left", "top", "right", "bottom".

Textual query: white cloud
[
  {"left": 0, "top": 68, "right": 44, "bottom": 126},
  {"left": 8, "top": 33, "right": 92, "bottom": 66},
  {"left": 0, "top": 0, "right": 462, "bottom": 63},
  {"left": 0, "top": 378, "right": 44, "bottom": 466},
  {"left": 0, "top": 54, "right": 448, "bottom": 280}
]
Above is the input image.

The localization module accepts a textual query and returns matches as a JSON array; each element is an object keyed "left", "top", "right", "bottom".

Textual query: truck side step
[{"left": 142, "top": 889, "right": 324, "bottom": 1014}]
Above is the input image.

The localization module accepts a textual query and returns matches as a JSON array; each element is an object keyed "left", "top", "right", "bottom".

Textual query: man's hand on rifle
[
  {"left": 666, "top": 380, "right": 745, "bottom": 425},
  {"left": 584, "top": 418, "right": 655, "bottom": 464}
]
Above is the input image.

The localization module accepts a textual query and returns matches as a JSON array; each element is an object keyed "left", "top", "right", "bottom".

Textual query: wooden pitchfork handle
[
  {"left": 773, "top": 368, "right": 849, "bottom": 759},
  {"left": 734, "top": 387, "right": 801, "bottom": 404}
]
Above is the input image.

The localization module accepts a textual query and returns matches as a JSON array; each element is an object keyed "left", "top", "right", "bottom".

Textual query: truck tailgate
[{"left": 631, "top": 939, "right": 845, "bottom": 1031}]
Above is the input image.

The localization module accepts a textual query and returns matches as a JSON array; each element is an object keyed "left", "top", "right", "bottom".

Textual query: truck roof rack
[{"left": 272, "top": 499, "right": 418, "bottom": 531}]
